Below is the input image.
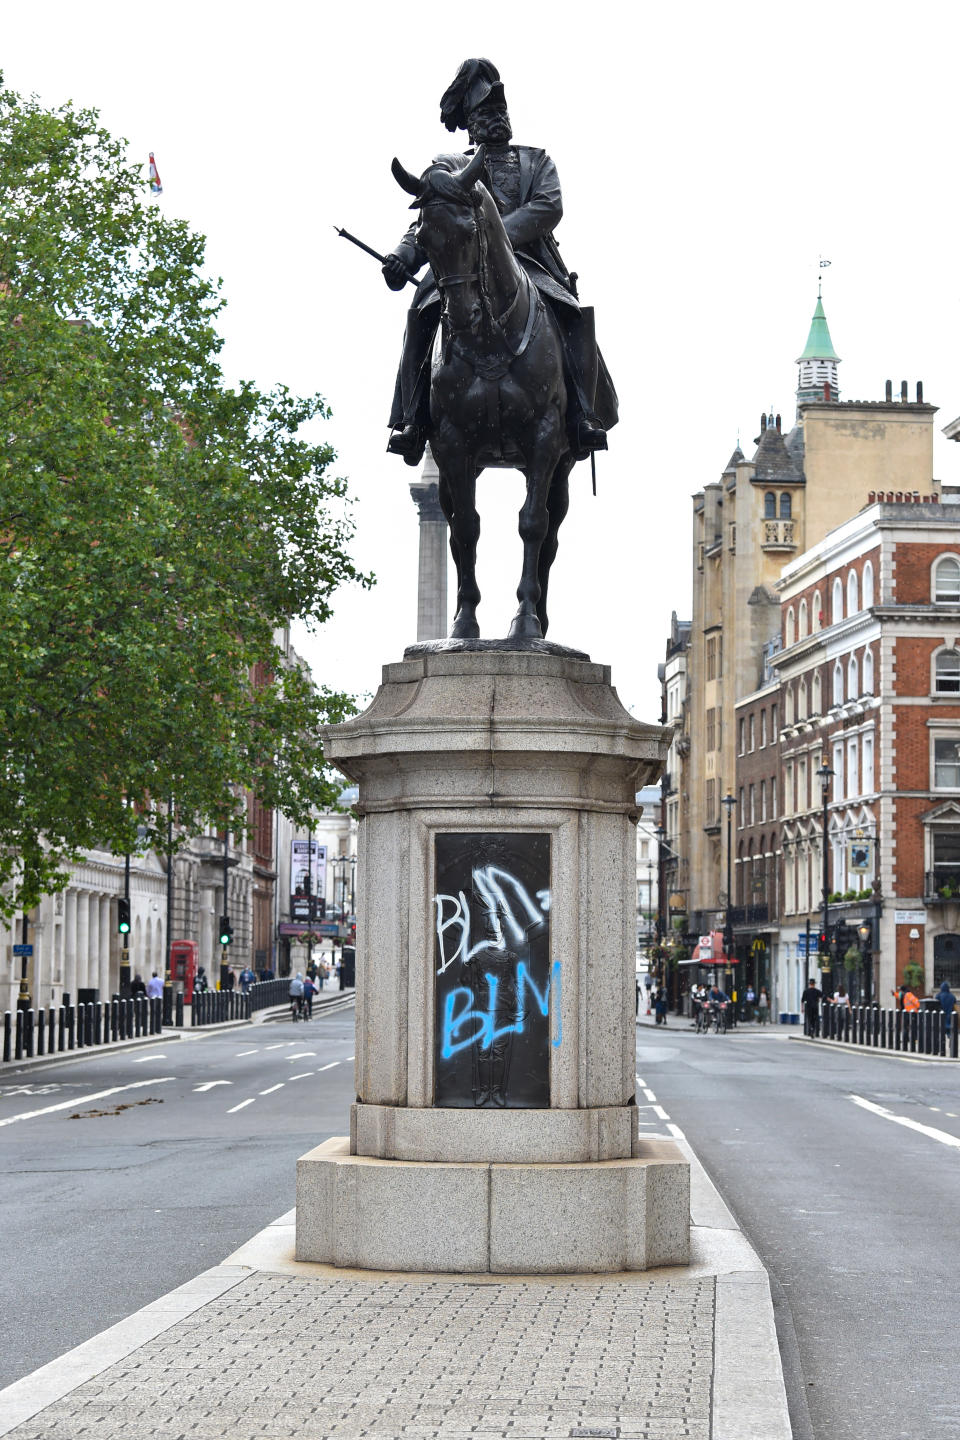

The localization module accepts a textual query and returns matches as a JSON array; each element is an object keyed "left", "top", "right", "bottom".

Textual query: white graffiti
[{"left": 434, "top": 865, "right": 550, "bottom": 975}]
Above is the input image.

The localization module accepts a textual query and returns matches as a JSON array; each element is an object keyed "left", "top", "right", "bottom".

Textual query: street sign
[
  {"left": 12, "top": 944, "right": 33, "bottom": 957},
  {"left": 797, "top": 934, "right": 819, "bottom": 957}
]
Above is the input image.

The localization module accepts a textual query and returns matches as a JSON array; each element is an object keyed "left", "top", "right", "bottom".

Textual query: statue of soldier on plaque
[{"left": 383, "top": 57, "right": 618, "bottom": 469}]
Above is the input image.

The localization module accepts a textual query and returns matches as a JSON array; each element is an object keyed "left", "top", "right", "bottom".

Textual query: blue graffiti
[{"left": 440, "top": 961, "right": 563, "bottom": 1059}]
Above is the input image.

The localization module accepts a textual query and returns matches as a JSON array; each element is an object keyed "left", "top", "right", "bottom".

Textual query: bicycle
[
  {"left": 290, "top": 994, "right": 305, "bottom": 1022},
  {"left": 712, "top": 1002, "right": 728, "bottom": 1034}
]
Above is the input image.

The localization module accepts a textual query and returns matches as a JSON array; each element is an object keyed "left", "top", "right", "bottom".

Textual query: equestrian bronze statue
[{"left": 385, "top": 59, "right": 618, "bottom": 641}]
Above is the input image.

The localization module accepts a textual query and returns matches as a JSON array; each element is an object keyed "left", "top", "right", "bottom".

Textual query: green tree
[{"left": 0, "top": 83, "right": 371, "bottom": 916}]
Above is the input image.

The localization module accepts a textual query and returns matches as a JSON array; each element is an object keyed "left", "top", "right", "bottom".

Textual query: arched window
[
  {"left": 797, "top": 679, "right": 808, "bottom": 719},
  {"left": 813, "top": 590, "right": 823, "bottom": 632},
  {"left": 935, "top": 648, "right": 960, "bottom": 694},
  {"left": 934, "top": 555, "right": 960, "bottom": 602},
  {"left": 833, "top": 660, "right": 844, "bottom": 706},
  {"left": 848, "top": 654, "right": 859, "bottom": 699},
  {"left": 863, "top": 560, "right": 875, "bottom": 608},
  {"left": 863, "top": 648, "right": 874, "bottom": 694},
  {"left": 785, "top": 684, "right": 795, "bottom": 725},
  {"left": 812, "top": 670, "right": 822, "bottom": 713},
  {"left": 786, "top": 607, "right": 796, "bottom": 647},
  {"left": 764, "top": 492, "right": 777, "bottom": 519},
  {"left": 798, "top": 598, "right": 808, "bottom": 638},
  {"left": 780, "top": 492, "right": 792, "bottom": 520},
  {"left": 847, "top": 569, "right": 859, "bottom": 615},
  {"left": 832, "top": 578, "right": 843, "bottom": 625}
]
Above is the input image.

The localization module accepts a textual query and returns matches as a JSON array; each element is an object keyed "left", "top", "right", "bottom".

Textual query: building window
[
  {"left": 738, "top": 786, "right": 745, "bottom": 827},
  {"left": 832, "top": 577, "right": 843, "bottom": 625},
  {"left": 833, "top": 661, "right": 844, "bottom": 706},
  {"left": 786, "top": 607, "right": 796, "bottom": 647},
  {"left": 706, "top": 707, "right": 716, "bottom": 752},
  {"left": 847, "top": 738, "right": 859, "bottom": 798},
  {"left": 749, "top": 715, "right": 755, "bottom": 751},
  {"left": 933, "top": 555, "right": 960, "bottom": 603},
  {"left": 813, "top": 590, "right": 823, "bottom": 632},
  {"left": 847, "top": 569, "right": 859, "bottom": 615},
  {"left": 832, "top": 741, "right": 844, "bottom": 798},
  {"left": 771, "top": 776, "right": 777, "bottom": 818},
  {"left": 760, "top": 710, "right": 768, "bottom": 747},
  {"left": 798, "top": 598, "right": 808, "bottom": 638},
  {"left": 812, "top": 670, "right": 822, "bottom": 713},
  {"left": 749, "top": 784, "right": 756, "bottom": 825},
  {"left": 785, "top": 762, "right": 794, "bottom": 816},
  {"left": 798, "top": 757, "right": 807, "bottom": 811},
  {"left": 784, "top": 686, "right": 795, "bottom": 726},
  {"left": 863, "top": 734, "right": 875, "bottom": 793},
  {"left": 863, "top": 649, "right": 874, "bottom": 695},
  {"left": 780, "top": 492, "right": 792, "bottom": 520},
  {"left": 797, "top": 680, "right": 808, "bottom": 720},
  {"left": 863, "top": 561, "right": 875, "bottom": 608},
  {"left": 706, "top": 636, "right": 716, "bottom": 680},
  {"left": 764, "top": 491, "right": 777, "bottom": 519},
  {"left": 761, "top": 780, "right": 767, "bottom": 821},
  {"left": 706, "top": 779, "right": 716, "bottom": 823},
  {"left": 935, "top": 649, "right": 960, "bottom": 694},
  {"left": 848, "top": 654, "right": 859, "bottom": 699},
  {"left": 771, "top": 702, "right": 778, "bottom": 734},
  {"left": 739, "top": 717, "right": 746, "bottom": 755},
  {"left": 935, "top": 736, "right": 960, "bottom": 788}
]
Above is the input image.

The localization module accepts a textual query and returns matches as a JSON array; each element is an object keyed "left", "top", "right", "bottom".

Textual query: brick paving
[{"left": 7, "top": 1271, "right": 715, "bottom": 1440}]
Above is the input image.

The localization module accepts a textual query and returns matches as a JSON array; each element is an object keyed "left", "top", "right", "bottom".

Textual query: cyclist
[
  {"left": 289, "top": 971, "right": 305, "bottom": 1021},
  {"left": 706, "top": 982, "right": 729, "bottom": 1033}
]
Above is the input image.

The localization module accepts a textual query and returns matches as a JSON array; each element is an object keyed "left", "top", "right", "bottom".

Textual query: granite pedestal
[{"left": 296, "top": 645, "right": 689, "bottom": 1272}]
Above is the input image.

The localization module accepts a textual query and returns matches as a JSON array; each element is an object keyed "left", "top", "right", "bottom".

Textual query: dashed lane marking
[
  {"left": 288, "top": 1072, "right": 315, "bottom": 1081},
  {"left": 227, "top": 1098, "right": 255, "bottom": 1113},
  {"left": 193, "top": 1081, "right": 232, "bottom": 1092},
  {"left": 642, "top": 1087, "right": 657, "bottom": 1103},
  {"left": 131, "top": 1053, "right": 167, "bottom": 1063},
  {"left": 850, "top": 1093, "right": 960, "bottom": 1150},
  {"left": 287, "top": 1052, "right": 316, "bottom": 1061},
  {"left": 264, "top": 1044, "right": 286, "bottom": 1051},
  {"left": 259, "top": 1083, "right": 285, "bottom": 1095},
  {"left": 236, "top": 1049, "right": 259, "bottom": 1056},
  {"left": 0, "top": 1079, "right": 174, "bottom": 1128},
  {"left": 318, "top": 1062, "right": 339, "bottom": 1072}
]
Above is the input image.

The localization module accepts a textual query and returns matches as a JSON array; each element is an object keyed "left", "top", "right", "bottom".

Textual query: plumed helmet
[{"left": 440, "top": 58, "right": 506, "bottom": 133}]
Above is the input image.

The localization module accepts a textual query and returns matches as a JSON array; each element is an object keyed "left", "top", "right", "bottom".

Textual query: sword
[{"left": 334, "top": 226, "right": 419, "bottom": 288}]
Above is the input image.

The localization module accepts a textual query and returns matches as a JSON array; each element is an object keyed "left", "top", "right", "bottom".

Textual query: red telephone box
[{"left": 170, "top": 940, "right": 198, "bottom": 1002}]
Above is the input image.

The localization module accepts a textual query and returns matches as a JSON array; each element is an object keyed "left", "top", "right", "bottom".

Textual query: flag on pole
[
  {"left": 148, "top": 152, "right": 163, "bottom": 195},
  {"left": 819, "top": 258, "right": 832, "bottom": 267}
]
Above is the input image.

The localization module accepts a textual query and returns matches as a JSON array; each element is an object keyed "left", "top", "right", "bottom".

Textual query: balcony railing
[
  {"left": 728, "top": 904, "right": 770, "bottom": 927},
  {"left": 925, "top": 870, "right": 960, "bottom": 903},
  {"left": 761, "top": 520, "right": 796, "bottom": 551}
]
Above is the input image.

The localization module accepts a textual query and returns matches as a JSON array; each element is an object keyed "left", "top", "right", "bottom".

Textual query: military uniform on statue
[{"left": 384, "top": 58, "right": 618, "bottom": 466}]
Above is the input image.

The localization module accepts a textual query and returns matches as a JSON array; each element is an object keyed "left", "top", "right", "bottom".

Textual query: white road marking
[
  {"left": 289, "top": 1072, "right": 315, "bottom": 1081},
  {"left": 652, "top": 1104, "right": 669, "bottom": 1120},
  {"left": 317, "top": 1062, "right": 339, "bottom": 1072},
  {"left": 642, "top": 1087, "right": 657, "bottom": 1103},
  {"left": 667, "top": 1122, "right": 686, "bottom": 1140},
  {"left": 227, "top": 1098, "right": 255, "bottom": 1113},
  {"left": 264, "top": 1044, "right": 286, "bottom": 1051},
  {"left": 236, "top": 1049, "right": 259, "bottom": 1056},
  {"left": 259, "top": 1083, "right": 285, "bottom": 1095},
  {"left": 635, "top": 1075, "right": 646, "bottom": 1086},
  {"left": 346, "top": 1055, "right": 354, "bottom": 1061},
  {"left": 930, "top": 1106, "right": 942, "bottom": 1112},
  {"left": 193, "top": 1081, "right": 232, "bottom": 1092},
  {"left": 131, "top": 1054, "right": 167, "bottom": 1063},
  {"left": 850, "top": 1093, "right": 960, "bottom": 1150},
  {"left": 0, "top": 1079, "right": 174, "bottom": 1128},
  {"left": 287, "top": 1052, "right": 316, "bottom": 1061}
]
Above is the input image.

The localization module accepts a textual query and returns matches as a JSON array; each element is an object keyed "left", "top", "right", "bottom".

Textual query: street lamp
[
  {"left": 858, "top": 920, "right": 872, "bottom": 1005},
  {"left": 817, "top": 763, "right": 835, "bottom": 989},
  {"left": 721, "top": 794, "right": 736, "bottom": 996}
]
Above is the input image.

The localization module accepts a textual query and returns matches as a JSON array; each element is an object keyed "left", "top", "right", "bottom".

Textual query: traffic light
[
  {"left": 117, "top": 898, "right": 131, "bottom": 936},
  {"left": 218, "top": 915, "right": 233, "bottom": 946}
]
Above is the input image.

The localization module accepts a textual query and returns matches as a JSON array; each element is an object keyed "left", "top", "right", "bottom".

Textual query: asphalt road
[
  {"left": 0, "top": 1003, "right": 357, "bottom": 1390},
  {"left": 636, "top": 1020, "right": 960, "bottom": 1440}
]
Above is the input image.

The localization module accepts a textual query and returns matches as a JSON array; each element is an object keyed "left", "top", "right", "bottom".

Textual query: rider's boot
[{"left": 387, "top": 423, "right": 427, "bottom": 465}]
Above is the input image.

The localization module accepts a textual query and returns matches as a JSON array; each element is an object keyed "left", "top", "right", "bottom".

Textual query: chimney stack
[
  {"left": 885, "top": 380, "right": 893, "bottom": 401},
  {"left": 901, "top": 380, "right": 908, "bottom": 402},
  {"left": 917, "top": 381, "right": 924, "bottom": 403}
]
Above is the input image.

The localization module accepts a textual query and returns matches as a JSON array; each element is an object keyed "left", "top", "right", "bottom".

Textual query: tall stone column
[
  {"left": 99, "top": 896, "right": 112, "bottom": 1000},
  {"left": 76, "top": 893, "right": 90, "bottom": 995},
  {"left": 64, "top": 890, "right": 78, "bottom": 1002},
  {"left": 409, "top": 449, "right": 448, "bottom": 642},
  {"left": 88, "top": 895, "right": 101, "bottom": 1001}
]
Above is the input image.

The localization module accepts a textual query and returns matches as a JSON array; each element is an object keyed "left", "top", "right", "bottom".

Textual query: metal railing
[
  {"left": 247, "top": 978, "right": 291, "bottom": 1013},
  {"left": 3, "top": 996, "right": 163, "bottom": 1063},
  {"left": 816, "top": 1003, "right": 959, "bottom": 1058},
  {"left": 924, "top": 870, "right": 960, "bottom": 903}
]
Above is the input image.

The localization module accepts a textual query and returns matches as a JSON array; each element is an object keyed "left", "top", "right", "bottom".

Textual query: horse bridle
[{"left": 429, "top": 197, "right": 537, "bottom": 358}]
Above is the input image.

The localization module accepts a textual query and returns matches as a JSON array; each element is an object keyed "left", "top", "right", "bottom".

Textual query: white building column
[
  {"left": 99, "top": 896, "right": 111, "bottom": 1000},
  {"left": 64, "top": 890, "right": 78, "bottom": 1002},
  {"left": 76, "top": 893, "right": 90, "bottom": 995},
  {"left": 88, "top": 895, "right": 101, "bottom": 1000}
]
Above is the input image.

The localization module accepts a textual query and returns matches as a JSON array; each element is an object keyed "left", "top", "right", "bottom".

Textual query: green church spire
[{"left": 797, "top": 291, "right": 840, "bottom": 363}]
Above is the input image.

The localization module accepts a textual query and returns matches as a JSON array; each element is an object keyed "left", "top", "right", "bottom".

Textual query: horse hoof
[
  {"left": 451, "top": 616, "right": 480, "bottom": 640},
  {"left": 507, "top": 613, "right": 543, "bottom": 641}
]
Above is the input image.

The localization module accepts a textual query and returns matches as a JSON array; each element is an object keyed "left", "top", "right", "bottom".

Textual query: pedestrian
[
  {"left": 130, "top": 972, "right": 146, "bottom": 998},
  {"left": 194, "top": 966, "right": 209, "bottom": 994},
  {"left": 745, "top": 984, "right": 756, "bottom": 1022},
  {"left": 654, "top": 988, "right": 668, "bottom": 1026},
  {"left": 891, "top": 984, "right": 907, "bottom": 1010},
  {"left": 223, "top": 968, "right": 235, "bottom": 993},
  {"left": 757, "top": 987, "right": 770, "bottom": 1024},
  {"left": 145, "top": 972, "right": 164, "bottom": 999},
  {"left": 303, "top": 973, "right": 317, "bottom": 1019},
  {"left": 833, "top": 985, "right": 851, "bottom": 1010},
  {"left": 938, "top": 979, "right": 958, "bottom": 1028},
  {"left": 239, "top": 966, "right": 255, "bottom": 994},
  {"left": 289, "top": 970, "right": 305, "bottom": 1019},
  {"left": 802, "top": 978, "right": 823, "bottom": 1037},
  {"left": 903, "top": 987, "right": 921, "bottom": 1013}
]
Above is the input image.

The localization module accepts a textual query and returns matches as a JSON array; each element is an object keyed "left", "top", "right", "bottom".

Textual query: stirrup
[{"left": 386, "top": 425, "right": 427, "bottom": 466}]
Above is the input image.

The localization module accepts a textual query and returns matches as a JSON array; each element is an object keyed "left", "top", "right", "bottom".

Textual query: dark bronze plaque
[{"left": 433, "top": 832, "right": 555, "bottom": 1108}]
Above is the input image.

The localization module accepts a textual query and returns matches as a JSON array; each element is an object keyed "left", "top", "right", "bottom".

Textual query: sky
[{"left": 5, "top": 1, "right": 960, "bottom": 719}]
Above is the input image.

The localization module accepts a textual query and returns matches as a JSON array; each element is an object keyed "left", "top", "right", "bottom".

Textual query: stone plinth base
[
  {"left": 296, "top": 1136, "right": 690, "bottom": 1274},
  {"left": 351, "top": 1101, "right": 639, "bottom": 1163}
]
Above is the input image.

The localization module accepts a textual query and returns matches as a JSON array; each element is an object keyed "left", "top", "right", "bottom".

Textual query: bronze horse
[{"left": 392, "top": 147, "right": 575, "bottom": 641}]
